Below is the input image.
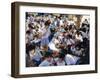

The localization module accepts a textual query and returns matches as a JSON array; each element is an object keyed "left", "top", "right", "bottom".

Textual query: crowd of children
[{"left": 25, "top": 12, "right": 90, "bottom": 67}]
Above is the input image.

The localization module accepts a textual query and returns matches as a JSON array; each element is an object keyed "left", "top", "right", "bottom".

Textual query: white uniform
[
  {"left": 75, "top": 34, "right": 83, "bottom": 42},
  {"left": 54, "top": 58, "right": 65, "bottom": 66},
  {"left": 39, "top": 58, "right": 54, "bottom": 67},
  {"left": 40, "top": 28, "right": 50, "bottom": 46},
  {"left": 29, "top": 49, "right": 42, "bottom": 61},
  {"left": 65, "top": 54, "right": 80, "bottom": 65}
]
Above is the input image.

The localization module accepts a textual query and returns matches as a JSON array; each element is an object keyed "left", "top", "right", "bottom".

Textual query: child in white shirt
[{"left": 39, "top": 52, "right": 53, "bottom": 66}]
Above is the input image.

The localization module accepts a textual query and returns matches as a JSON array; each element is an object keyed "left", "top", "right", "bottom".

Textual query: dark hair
[
  {"left": 75, "top": 44, "right": 81, "bottom": 50},
  {"left": 69, "top": 25, "right": 72, "bottom": 30},
  {"left": 27, "top": 44, "right": 35, "bottom": 51},
  {"left": 26, "top": 30, "right": 31, "bottom": 34},
  {"left": 87, "top": 24, "right": 90, "bottom": 28},
  {"left": 26, "top": 43, "right": 35, "bottom": 56},
  {"left": 85, "top": 19, "right": 87, "bottom": 21},
  {"left": 82, "top": 28, "right": 86, "bottom": 33},
  {"left": 44, "top": 51, "right": 52, "bottom": 58},
  {"left": 59, "top": 53, "right": 65, "bottom": 59},
  {"left": 45, "top": 20, "right": 51, "bottom": 26},
  {"left": 67, "top": 34, "right": 72, "bottom": 39},
  {"left": 28, "top": 24, "right": 33, "bottom": 29},
  {"left": 76, "top": 30, "right": 80, "bottom": 35},
  {"left": 64, "top": 27, "right": 68, "bottom": 31}
]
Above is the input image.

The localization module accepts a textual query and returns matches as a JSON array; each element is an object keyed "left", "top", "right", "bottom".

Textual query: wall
[{"left": 0, "top": 0, "right": 99, "bottom": 80}]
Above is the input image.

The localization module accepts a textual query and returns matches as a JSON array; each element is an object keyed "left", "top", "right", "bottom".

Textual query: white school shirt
[
  {"left": 40, "top": 28, "right": 50, "bottom": 39},
  {"left": 39, "top": 59, "right": 54, "bottom": 67},
  {"left": 83, "top": 20, "right": 89, "bottom": 25},
  {"left": 30, "top": 38, "right": 41, "bottom": 44},
  {"left": 71, "top": 47, "right": 76, "bottom": 53},
  {"left": 48, "top": 41, "right": 59, "bottom": 52},
  {"left": 29, "top": 50, "right": 42, "bottom": 61},
  {"left": 66, "top": 39, "right": 75, "bottom": 45},
  {"left": 75, "top": 34, "right": 83, "bottom": 42},
  {"left": 56, "top": 59, "right": 65, "bottom": 66},
  {"left": 65, "top": 54, "right": 80, "bottom": 65},
  {"left": 26, "top": 34, "right": 33, "bottom": 43},
  {"left": 53, "top": 38, "right": 59, "bottom": 44},
  {"left": 60, "top": 20, "right": 63, "bottom": 26},
  {"left": 75, "top": 50, "right": 82, "bottom": 56},
  {"left": 80, "top": 31, "right": 88, "bottom": 39},
  {"left": 55, "top": 58, "right": 65, "bottom": 66},
  {"left": 27, "top": 16, "right": 34, "bottom": 24}
]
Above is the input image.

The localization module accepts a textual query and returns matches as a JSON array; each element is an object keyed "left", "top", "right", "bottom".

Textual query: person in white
[
  {"left": 82, "top": 19, "right": 89, "bottom": 25},
  {"left": 39, "top": 53, "right": 54, "bottom": 66},
  {"left": 65, "top": 54, "right": 80, "bottom": 65},
  {"left": 66, "top": 38, "right": 75, "bottom": 46},
  {"left": 40, "top": 24, "right": 51, "bottom": 46},
  {"left": 29, "top": 48, "right": 42, "bottom": 66},
  {"left": 70, "top": 45, "right": 76, "bottom": 53},
  {"left": 48, "top": 36, "right": 60, "bottom": 52},
  {"left": 75, "top": 32, "right": 83, "bottom": 42},
  {"left": 55, "top": 54, "right": 66, "bottom": 66},
  {"left": 27, "top": 14, "right": 34, "bottom": 24}
]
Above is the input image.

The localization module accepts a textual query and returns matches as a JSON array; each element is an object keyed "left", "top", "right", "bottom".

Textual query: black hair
[
  {"left": 60, "top": 49, "right": 67, "bottom": 55},
  {"left": 28, "top": 24, "right": 33, "bottom": 29},
  {"left": 27, "top": 44, "right": 35, "bottom": 52},
  {"left": 59, "top": 53, "right": 65, "bottom": 59},
  {"left": 26, "top": 12, "right": 29, "bottom": 19},
  {"left": 69, "top": 25, "right": 72, "bottom": 30},
  {"left": 26, "top": 30, "right": 31, "bottom": 34},
  {"left": 45, "top": 20, "right": 51, "bottom": 26},
  {"left": 87, "top": 24, "right": 90, "bottom": 28},
  {"left": 44, "top": 51, "right": 52, "bottom": 58},
  {"left": 64, "top": 27, "right": 68, "bottom": 31},
  {"left": 76, "top": 30, "right": 81, "bottom": 35},
  {"left": 85, "top": 19, "right": 87, "bottom": 21},
  {"left": 75, "top": 44, "right": 81, "bottom": 50},
  {"left": 82, "top": 28, "right": 86, "bottom": 33},
  {"left": 67, "top": 34, "right": 72, "bottom": 39}
]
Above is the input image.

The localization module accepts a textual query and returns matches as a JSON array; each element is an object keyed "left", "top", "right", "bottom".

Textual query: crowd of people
[{"left": 25, "top": 12, "right": 90, "bottom": 67}]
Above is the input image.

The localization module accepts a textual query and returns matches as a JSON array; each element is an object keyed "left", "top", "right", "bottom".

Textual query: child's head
[
  {"left": 41, "top": 45, "right": 48, "bottom": 51},
  {"left": 28, "top": 44, "right": 35, "bottom": 54},
  {"left": 75, "top": 45, "right": 81, "bottom": 51},
  {"left": 44, "top": 51, "right": 52, "bottom": 61},
  {"left": 26, "top": 30, "right": 31, "bottom": 35},
  {"left": 58, "top": 52, "right": 65, "bottom": 60},
  {"left": 52, "top": 50, "right": 59, "bottom": 57},
  {"left": 45, "top": 20, "right": 51, "bottom": 26},
  {"left": 28, "top": 23, "right": 33, "bottom": 29}
]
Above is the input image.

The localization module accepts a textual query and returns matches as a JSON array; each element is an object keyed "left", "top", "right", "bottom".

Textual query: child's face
[
  {"left": 47, "top": 57, "right": 52, "bottom": 62},
  {"left": 30, "top": 49, "right": 35, "bottom": 55},
  {"left": 52, "top": 51, "right": 59, "bottom": 57}
]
